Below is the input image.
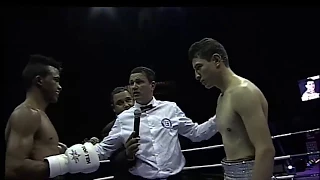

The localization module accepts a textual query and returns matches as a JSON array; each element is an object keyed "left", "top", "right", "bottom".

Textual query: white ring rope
[
  {"left": 183, "top": 151, "right": 319, "bottom": 170},
  {"left": 94, "top": 128, "right": 320, "bottom": 180},
  {"left": 94, "top": 174, "right": 319, "bottom": 180},
  {"left": 182, "top": 128, "right": 320, "bottom": 153},
  {"left": 272, "top": 173, "right": 320, "bottom": 180},
  {"left": 99, "top": 128, "right": 320, "bottom": 162},
  {"left": 95, "top": 151, "right": 320, "bottom": 180},
  {"left": 94, "top": 176, "right": 114, "bottom": 180},
  {"left": 100, "top": 159, "right": 110, "bottom": 163}
]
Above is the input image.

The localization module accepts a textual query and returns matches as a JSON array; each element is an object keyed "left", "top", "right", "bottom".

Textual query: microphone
[{"left": 134, "top": 109, "right": 142, "bottom": 137}]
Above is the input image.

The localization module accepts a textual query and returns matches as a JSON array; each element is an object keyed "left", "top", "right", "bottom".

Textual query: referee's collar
[{"left": 134, "top": 97, "right": 158, "bottom": 109}]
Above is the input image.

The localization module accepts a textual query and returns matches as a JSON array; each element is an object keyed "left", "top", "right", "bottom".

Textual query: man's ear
[
  {"left": 151, "top": 81, "right": 156, "bottom": 90},
  {"left": 34, "top": 75, "right": 43, "bottom": 87},
  {"left": 210, "top": 53, "right": 223, "bottom": 68},
  {"left": 111, "top": 104, "right": 115, "bottom": 112}
]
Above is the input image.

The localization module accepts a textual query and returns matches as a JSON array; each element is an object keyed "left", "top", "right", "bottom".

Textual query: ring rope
[
  {"left": 95, "top": 128, "right": 320, "bottom": 180},
  {"left": 100, "top": 159, "right": 110, "bottom": 163},
  {"left": 183, "top": 151, "right": 319, "bottom": 170},
  {"left": 272, "top": 174, "right": 320, "bottom": 180},
  {"left": 95, "top": 151, "right": 319, "bottom": 180},
  {"left": 182, "top": 128, "right": 320, "bottom": 153},
  {"left": 94, "top": 176, "right": 114, "bottom": 180},
  {"left": 94, "top": 173, "right": 319, "bottom": 180},
  {"left": 99, "top": 128, "right": 320, "bottom": 163}
]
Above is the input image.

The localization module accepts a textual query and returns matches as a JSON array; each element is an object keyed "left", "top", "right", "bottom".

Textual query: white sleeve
[
  {"left": 94, "top": 118, "right": 123, "bottom": 160},
  {"left": 175, "top": 104, "right": 218, "bottom": 142}
]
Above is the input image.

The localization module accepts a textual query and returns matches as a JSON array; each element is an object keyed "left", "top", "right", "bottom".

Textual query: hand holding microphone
[
  {"left": 125, "top": 109, "right": 141, "bottom": 160},
  {"left": 125, "top": 132, "right": 140, "bottom": 160}
]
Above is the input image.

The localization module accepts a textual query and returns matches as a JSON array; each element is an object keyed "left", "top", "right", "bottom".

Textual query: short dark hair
[
  {"left": 305, "top": 78, "right": 315, "bottom": 84},
  {"left": 110, "top": 86, "right": 130, "bottom": 105},
  {"left": 188, "top": 38, "right": 229, "bottom": 67},
  {"left": 22, "top": 54, "right": 62, "bottom": 90},
  {"left": 130, "top": 66, "right": 156, "bottom": 83}
]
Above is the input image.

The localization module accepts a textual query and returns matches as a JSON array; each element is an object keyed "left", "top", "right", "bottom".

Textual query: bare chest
[
  {"left": 32, "top": 114, "right": 60, "bottom": 159},
  {"left": 216, "top": 95, "right": 244, "bottom": 135},
  {"left": 36, "top": 113, "right": 59, "bottom": 143}
]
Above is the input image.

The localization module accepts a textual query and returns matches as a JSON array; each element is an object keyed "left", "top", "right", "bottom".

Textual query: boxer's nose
[{"left": 195, "top": 72, "right": 201, "bottom": 81}]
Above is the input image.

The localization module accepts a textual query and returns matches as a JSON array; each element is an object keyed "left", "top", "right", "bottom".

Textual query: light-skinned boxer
[{"left": 189, "top": 38, "right": 276, "bottom": 180}]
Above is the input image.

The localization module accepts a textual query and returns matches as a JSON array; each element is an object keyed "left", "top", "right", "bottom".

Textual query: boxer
[
  {"left": 189, "top": 38, "right": 275, "bottom": 180},
  {"left": 5, "top": 55, "right": 99, "bottom": 180}
]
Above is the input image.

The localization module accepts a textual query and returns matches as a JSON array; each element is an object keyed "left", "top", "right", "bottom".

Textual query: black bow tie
[{"left": 140, "top": 104, "right": 154, "bottom": 111}]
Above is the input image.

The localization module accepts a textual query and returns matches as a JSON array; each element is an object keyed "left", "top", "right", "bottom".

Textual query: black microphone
[{"left": 134, "top": 109, "right": 142, "bottom": 137}]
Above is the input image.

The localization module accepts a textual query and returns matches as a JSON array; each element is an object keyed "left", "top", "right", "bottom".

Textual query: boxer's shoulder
[
  {"left": 9, "top": 105, "right": 42, "bottom": 131},
  {"left": 227, "top": 81, "right": 267, "bottom": 114},
  {"left": 227, "top": 79, "right": 262, "bottom": 98}
]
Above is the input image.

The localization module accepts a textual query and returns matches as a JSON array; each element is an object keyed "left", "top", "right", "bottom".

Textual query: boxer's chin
[
  {"left": 50, "top": 96, "right": 59, "bottom": 103},
  {"left": 204, "top": 83, "right": 214, "bottom": 89}
]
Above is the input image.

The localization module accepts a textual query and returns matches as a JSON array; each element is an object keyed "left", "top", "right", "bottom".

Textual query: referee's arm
[{"left": 174, "top": 103, "right": 218, "bottom": 142}]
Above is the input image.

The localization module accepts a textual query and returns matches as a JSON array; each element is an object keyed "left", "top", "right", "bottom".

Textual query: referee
[{"left": 94, "top": 67, "right": 218, "bottom": 180}]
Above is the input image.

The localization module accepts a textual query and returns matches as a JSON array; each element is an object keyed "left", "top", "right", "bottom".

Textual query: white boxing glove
[{"left": 45, "top": 142, "right": 100, "bottom": 178}]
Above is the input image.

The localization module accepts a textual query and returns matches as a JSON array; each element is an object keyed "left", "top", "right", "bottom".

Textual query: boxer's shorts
[
  {"left": 221, "top": 157, "right": 254, "bottom": 180},
  {"left": 221, "top": 157, "right": 275, "bottom": 180}
]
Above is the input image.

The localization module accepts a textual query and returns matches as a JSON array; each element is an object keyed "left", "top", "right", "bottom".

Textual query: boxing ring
[{"left": 94, "top": 128, "right": 320, "bottom": 180}]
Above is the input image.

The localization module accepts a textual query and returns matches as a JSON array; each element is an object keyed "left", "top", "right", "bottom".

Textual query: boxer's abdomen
[
  {"left": 220, "top": 119, "right": 255, "bottom": 161},
  {"left": 222, "top": 135, "right": 255, "bottom": 161},
  {"left": 31, "top": 112, "right": 60, "bottom": 160},
  {"left": 216, "top": 89, "right": 256, "bottom": 161}
]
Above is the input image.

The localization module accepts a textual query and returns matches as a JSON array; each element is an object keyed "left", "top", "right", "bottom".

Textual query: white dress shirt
[{"left": 95, "top": 97, "right": 218, "bottom": 179}]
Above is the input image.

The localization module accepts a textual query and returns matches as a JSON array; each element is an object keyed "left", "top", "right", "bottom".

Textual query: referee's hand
[
  {"left": 82, "top": 137, "right": 100, "bottom": 145},
  {"left": 125, "top": 131, "right": 140, "bottom": 160}
]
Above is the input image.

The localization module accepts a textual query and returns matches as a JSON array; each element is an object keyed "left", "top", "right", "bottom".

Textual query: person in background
[{"left": 85, "top": 86, "right": 135, "bottom": 179}]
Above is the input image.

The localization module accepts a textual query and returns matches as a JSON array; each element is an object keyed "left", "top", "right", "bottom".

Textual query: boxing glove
[{"left": 45, "top": 142, "right": 100, "bottom": 178}]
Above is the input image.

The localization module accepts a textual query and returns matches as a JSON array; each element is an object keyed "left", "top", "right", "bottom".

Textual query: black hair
[
  {"left": 130, "top": 66, "right": 156, "bottom": 83},
  {"left": 22, "top": 54, "right": 62, "bottom": 90},
  {"left": 110, "top": 86, "right": 130, "bottom": 106},
  {"left": 305, "top": 78, "right": 315, "bottom": 84},
  {"left": 188, "top": 38, "right": 229, "bottom": 67}
]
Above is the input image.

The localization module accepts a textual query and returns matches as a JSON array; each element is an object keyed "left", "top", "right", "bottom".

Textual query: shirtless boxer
[
  {"left": 5, "top": 54, "right": 99, "bottom": 180},
  {"left": 189, "top": 38, "right": 275, "bottom": 180}
]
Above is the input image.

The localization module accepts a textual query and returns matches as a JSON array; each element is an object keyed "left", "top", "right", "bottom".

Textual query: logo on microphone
[{"left": 161, "top": 118, "right": 172, "bottom": 129}]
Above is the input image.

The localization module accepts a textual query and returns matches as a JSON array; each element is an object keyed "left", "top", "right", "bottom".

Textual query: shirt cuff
[{"left": 209, "top": 115, "right": 217, "bottom": 123}]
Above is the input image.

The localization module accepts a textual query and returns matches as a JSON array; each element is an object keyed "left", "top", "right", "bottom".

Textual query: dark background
[{"left": 4, "top": 7, "right": 320, "bottom": 178}]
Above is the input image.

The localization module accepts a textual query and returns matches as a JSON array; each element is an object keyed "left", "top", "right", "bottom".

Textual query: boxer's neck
[
  {"left": 216, "top": 68, "right": 236, "bottom": 93},
  {"left": 25, "top": 89, "right": 48, "bottom": 111}
]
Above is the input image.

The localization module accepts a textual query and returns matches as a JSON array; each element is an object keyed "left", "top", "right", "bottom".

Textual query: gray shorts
[
  {"left": 221, "top": 156, "right": 276, "bottom": 180},
  {"left": 221, "top": 156, "right": 254, "bottom": 180}
]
